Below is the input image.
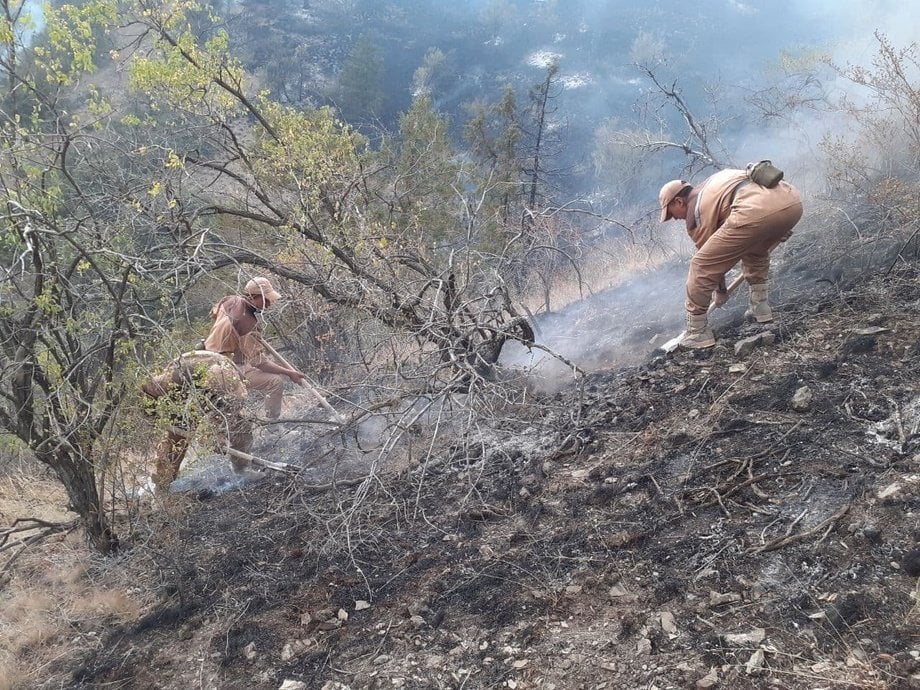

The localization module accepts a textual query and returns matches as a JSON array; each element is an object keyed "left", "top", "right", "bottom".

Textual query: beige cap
[
  {"left": 658, "top": 179, "right": 691, "bottom": 222},
  {"left": 244, "top": 277, "right": 281, "bottom": 304}
]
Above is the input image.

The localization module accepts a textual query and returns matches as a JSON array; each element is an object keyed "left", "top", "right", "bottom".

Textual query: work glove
[{"left": 711, "top": 289, "right": 729, "bottom": 308}]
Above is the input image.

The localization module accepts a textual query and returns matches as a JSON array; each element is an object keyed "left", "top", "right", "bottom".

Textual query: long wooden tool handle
[
  {"left": 166, "top": 425, "right": 298, "bottom": 473},
  {"left": 707, "top": 236, "right": 785, "bottom": 313},
  {"left": 726, "top": 273, "right": 746, "bottom": 293},
  {"left": 251, "top": 333, "right": 344, "bottom": 425},
  {"left": 707, "top": 273, "right": 746, "bottom": 314}
]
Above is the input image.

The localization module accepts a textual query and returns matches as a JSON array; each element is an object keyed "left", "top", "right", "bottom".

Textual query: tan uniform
[
  {"left": 204, "top": 296, "right": 285, "bottom": 419},
  {"left": 141, "top": 351, "right": 253, "bottom": 489},
  {"left": 684, "top": 169, "right": 803, "bottom": 315}
]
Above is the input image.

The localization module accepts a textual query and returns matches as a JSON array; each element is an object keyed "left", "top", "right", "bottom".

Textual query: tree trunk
[{"left": 45, "top": 450, "right": 119, "bottom": 554}]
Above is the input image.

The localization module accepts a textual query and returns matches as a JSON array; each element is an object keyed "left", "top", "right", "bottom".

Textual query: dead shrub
[{"left": 0, "top": 662, "right": 28, "bottom": 690}]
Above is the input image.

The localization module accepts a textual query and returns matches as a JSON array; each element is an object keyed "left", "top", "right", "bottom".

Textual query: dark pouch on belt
[{"left": 746, "top": 160, "right": 784, "bottom": 188}]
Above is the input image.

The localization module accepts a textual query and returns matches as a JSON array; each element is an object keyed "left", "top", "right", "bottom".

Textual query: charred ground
[{"left": 41, "top": 260, "right": 920, "bottom": 689}]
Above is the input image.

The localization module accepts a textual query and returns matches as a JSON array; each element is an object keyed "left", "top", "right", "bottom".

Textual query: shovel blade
[{"left": 660, "top": 330, "right": 686, "bottom": 353}]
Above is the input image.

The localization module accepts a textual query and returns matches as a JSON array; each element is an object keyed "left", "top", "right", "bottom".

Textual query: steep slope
[{"left": 58, "top": 261, "right": 920, "bottom": 690}]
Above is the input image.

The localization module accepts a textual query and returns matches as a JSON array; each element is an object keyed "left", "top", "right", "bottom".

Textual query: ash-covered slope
[{"left": 64, "top": 261, "right": 920, "bottom": 690}]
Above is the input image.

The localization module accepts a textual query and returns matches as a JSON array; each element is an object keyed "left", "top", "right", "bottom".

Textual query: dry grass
[
  {"left": 0, "top": 456, "right": 69, "bottom": 525},
  {"left": 519, "top": 226, "right": 692, "bottom": 315},
  {"left": 0, "top": 533, "right": 145, "bottom": 688},
  {"left": 0, "top": 664, "right": 27, "bottom": 690},
  {"left": 0, "top": 450, "right": 148, "bottom": 689}
]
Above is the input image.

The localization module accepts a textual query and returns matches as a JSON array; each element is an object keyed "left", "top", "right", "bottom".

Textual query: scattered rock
[
  {"left": 902, "top": 548, "right": 920, "bottom": 577},
  {"left": 608, "top": 584, "right": 630, "bottom": 598},
  {"left": 791, "top": 386, "right": 814, "bottom": 411},
  {"left": 723, "top": 628, "right": 767, "bottom": 646},
  {"left": 745, "top": 648, "right": 766, "bottom": 675},
  {"left": 280, "top": 639, "right": 313, "bottom": 661},
  {"left": 355, "top": 600, "right": 371, "bottom": 611},
  {"left": 603, "top": 531, "right": 635, "bottom": 547},
  {"left": 279, "top": 681, "right": 308, "bottom": 690},
  {"left": 709, "top": 590, "right": 742, "bottom": 606},
  {"left": 878, "top": 483, "right": 903, "bottom": 500},
  {"left": 734, "top": 331, "right": 775, "bottom": 358},
  {"left": 659, "top": 611, "right": 678, "bottom": 635},
  {"left": 696, "top": 667, "right": 719, "bottom": 688},
  {"left": 242, "top": 642, "right": 257, "bottom": 660}
]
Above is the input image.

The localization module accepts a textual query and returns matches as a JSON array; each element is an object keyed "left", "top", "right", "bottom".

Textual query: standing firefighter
[
  {"left": 141, "top": 351, "right": 253, "bottom": 490},
  {"left": 204, "top": 277, "right": 305, "bottom": 419},
  {"left": 658, "top": 163, "right": 803, "bottom": 348}
]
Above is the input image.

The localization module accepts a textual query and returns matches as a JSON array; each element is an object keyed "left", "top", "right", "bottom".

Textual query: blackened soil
[{"left": 61, "top": 262, "right": 920, "bottom": 690}]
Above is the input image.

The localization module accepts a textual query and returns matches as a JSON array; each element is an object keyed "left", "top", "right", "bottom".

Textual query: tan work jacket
[
  {"left": 203, "top": 296, "right": 268, "bottom": 367},
  {"left": 686, "top": 168, "right": 801, "bottom": 248},
  {"left": 685, "top": 169, "right": 750, "bottom": 248}
]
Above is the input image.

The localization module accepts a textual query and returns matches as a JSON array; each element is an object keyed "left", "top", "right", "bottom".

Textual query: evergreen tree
[{"left": 334, "top": 34, "right": 384, "bottom": 123}]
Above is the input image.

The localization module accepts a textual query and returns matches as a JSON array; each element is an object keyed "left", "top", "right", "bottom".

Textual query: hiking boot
[
  {"left": 745, "top": 283, "right": 773, "bottom": 323},
  {"left": 680, "top": 313, "right": 715, "bottom": 349}
]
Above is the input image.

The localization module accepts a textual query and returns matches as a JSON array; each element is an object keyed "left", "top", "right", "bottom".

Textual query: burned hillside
[
  {"left": 3, "top": 2, "right": 920, "bottom": 689},
  {"left": 44, "top": 254, "right": 920, "bottom": 690}
]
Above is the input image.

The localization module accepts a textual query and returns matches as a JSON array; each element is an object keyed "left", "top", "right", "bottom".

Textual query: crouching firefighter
[
  {"left": 658, "top": 162, "right": 803, "bottom": 348},
  {"left": 140, "top": 351, "right": 254, "bottom": 490}
]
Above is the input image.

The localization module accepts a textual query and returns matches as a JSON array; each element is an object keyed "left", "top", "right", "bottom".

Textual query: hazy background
[
  {"left": 226, "top": 0, "right": 912, "bottom": 215},
  {"left": 216, "top": 0, "right": 915, "bottom": 378}
]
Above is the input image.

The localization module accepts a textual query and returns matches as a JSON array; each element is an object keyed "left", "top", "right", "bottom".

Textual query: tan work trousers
[
  {"left": 240, "top": 365, "right": 285, "bottom": 419},
  {"left": 144, "top": 357, "right": 254, "bottom": 489},
  {"left": 686, "top": 184, "right": 803, "bottom": 315},
  {"left": 154, "top": 410, "right": 253, "bottom": 489}
]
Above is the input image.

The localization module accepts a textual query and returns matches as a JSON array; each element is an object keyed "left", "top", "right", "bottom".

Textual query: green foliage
[
  {"left": 0, "top": 0, "right": 576, "bottom": 553},
  {"left": 334, "top": 35, "right": 384, "bottom": 121},
  {"left": 35, "top": 0, "right": 117, "bottom": 84},
  {"left": 129, "top": 28, "right": 246, "bottom": 116},
  {"left": 390, "top": 94, "right": 460, "bottom": 246},
  {"left": 817, "top": 33, "right": 920, "bottom": 226},
  {"left": 464, "top": 85, "right": 522, "bottom": 230},
  {"left": 412, "top": 48, "right": 445, "bottom": 96},
  {"left": 252, "top": 99, "right": 363, "bottom": 207}
]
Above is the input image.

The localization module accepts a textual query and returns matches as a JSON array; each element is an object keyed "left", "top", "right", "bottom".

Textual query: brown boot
[
  {"left": 680, "top": 313, "right": 716, "bottom": 349},
  {"left": 153, "top": 430, "right": 188, "bottom": 490},
  {"left": 745, "top": 283, "right": 773, "bottom": 323}
]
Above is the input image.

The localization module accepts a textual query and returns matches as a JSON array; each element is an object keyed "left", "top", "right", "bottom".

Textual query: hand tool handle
[
  {"left": 707, "top": 273, "right": 746, "bottom": 313},
  {"left": 251, "top": 332, "right": 344, "bottom": 425}
]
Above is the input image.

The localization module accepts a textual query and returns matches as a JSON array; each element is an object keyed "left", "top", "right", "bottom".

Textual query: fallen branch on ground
[
  {"left": 0, "top": 518, "right": 80, "bottom": 582},
  {"left": 749, "top": 504, "right": 850, "bottom": 554}
]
